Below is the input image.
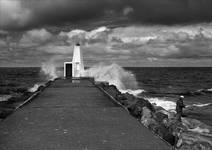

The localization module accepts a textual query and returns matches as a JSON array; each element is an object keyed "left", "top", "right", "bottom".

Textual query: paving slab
[{"left": 0, "top": 79, "right": 171, "bottom": 150}]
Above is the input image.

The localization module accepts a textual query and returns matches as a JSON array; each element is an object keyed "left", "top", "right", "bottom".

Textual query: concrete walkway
[{"left": 0, "top": 79, "right": 171, "bottom": 150}]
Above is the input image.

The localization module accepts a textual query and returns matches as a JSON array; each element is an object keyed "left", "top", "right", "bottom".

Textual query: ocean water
[
  {"left": 0, "top": 67, "right": 47, "bottom": 102},
  {"left": 126, "top": 67, "right": 212, "bottom": 126}
]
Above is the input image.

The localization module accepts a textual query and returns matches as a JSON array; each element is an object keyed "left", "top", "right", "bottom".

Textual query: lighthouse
[{"left": 64, "top": 43, "right": 84, "bottom": 78}]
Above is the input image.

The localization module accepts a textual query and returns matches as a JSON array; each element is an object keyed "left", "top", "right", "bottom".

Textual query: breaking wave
[
  {"left": 182, "top": 117, "right": 212, "bottom": 135},
  {"left": 145, "top": 96, "right": 212, "bottom": 111},
  {"left": 84, "top": 63, "right": 141, "bottom": 91},
  {"left": 144, "top": 97, "right": 176, "bottom": 111},
  {"left": 120, "top": 89, "right": 145, "bottom": 96},
  {"left": 41, "top": 62, "right": 59, "bottom": 81},
  {"left": 206, "top": 88, "right": 212, "bottom": 92},
  {"left": 0, "top": 95, "right": 12, "bottom": 102},
  {"left": 191, "top": 103, "right": 212, "bottom": 107},
  {"left": 28, "top": 83, "right": 44, "bottom": 93}
]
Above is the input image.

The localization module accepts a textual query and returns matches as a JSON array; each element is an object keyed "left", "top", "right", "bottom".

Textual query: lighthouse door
[{"left": 65, "top": 63, "right": 72, "bottom": 78}]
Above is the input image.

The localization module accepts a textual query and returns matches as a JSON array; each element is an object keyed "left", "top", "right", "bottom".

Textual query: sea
[
  {"left": 128, "top": 67, "right": 212, "bottom": 126},
  {"left": 0, "top": 65, "right": 212, "bottom": 137}
]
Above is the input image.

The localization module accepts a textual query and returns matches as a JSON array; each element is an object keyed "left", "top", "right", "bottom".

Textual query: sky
[{"left": 1, "top": 0, "right": 212, "bottom": 67}]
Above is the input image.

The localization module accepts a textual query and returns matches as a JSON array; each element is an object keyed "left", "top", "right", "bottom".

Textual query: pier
[{"left": 0, "top": 79, "right": 170, "bottom": 150}]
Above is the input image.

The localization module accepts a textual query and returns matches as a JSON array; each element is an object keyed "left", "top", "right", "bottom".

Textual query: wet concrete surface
[{"left": 0, "top": 79, "right": 170, "bottom": 150}]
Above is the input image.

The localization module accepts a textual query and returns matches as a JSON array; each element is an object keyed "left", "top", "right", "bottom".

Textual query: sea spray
[
  {"left": 28, "top": 83, "right": 44, "bottom": 92},
  {"left": 41, "top": 62, "right": 58, "bottom": 81},
  {"left": 144, "top": 97, "right": 177, "bottom": 111},
  {"left": 207, "top": 88, "right": 212, "bottom": 92},
  {"left": 120, "top": 89, "right": 145, "bottom": 96},
  {"left": 0, "top": 95, "right": 12, "bottom": 102},
  {"left": 84, "top": 63, "right": 141, "bottom": 91}
]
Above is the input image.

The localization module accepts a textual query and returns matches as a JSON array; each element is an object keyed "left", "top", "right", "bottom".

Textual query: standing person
[{"left": 176, "top": 95, "right": 185, "bottom": 122}]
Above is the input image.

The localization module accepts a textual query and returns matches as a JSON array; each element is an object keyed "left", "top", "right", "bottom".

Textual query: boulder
[
  {"left": 154, "top": 105, "right": 165, "bottom": 112},
  {"left": 106, "top": 85, "right": 120, "bottom": 98},
  {"left": 136, "top": 98, "right": 155, "bottom": 112},
  {"left": 128, "top": 98, "right": 155, "bottom": 118},
  {"left": 141, "top": 107, "right": 154, "bottom": 127},
  {"left": 116, "top": 94, "right": 127, "bottom": 102},
  {"left": 120, "top": 100, "right": 130, "bottom": 107},
  {"left": 142, "top": 117, "right": 158, "bottom": 128},
  {"left": 122, "top": 93, "right": 135, "bottom": 102},
  {"left": 128, "top": 102, "right": 143, "bottom": 118},
  {"left": 154, "top": 111, "right": 168, "bottom": 123},
  {"left": 37, "top": 85, "right": 45, "bottom": 92}
]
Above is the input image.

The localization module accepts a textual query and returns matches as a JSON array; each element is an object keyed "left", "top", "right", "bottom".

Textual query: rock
[
  {"left": 106, "top": 85, "right": 120, "bottom": 98},
  {"left": 109, "top": 85, "right": 119, "bottom": 92},
  {"left": 154, "top": 105, "right": 165, "bottom": 111},
  {"left": 141, "top": 107, "right": 154, "bottom": 127},
  {"left": 45, "top": 81, "right": 52, "bottom": 87},
  {"left": 116, "top": 94, "right": 127, "bottom": 102},
  {"left": 142, "top": 107, "right": 152, "bottom": 118},
  {"left": 99, "top": 82, "right": 109, "bottom": 89},
  {"left": 128, "top": 98, "right": 155, "bottom": 118},
  {"left": 154, "top": 125, "right": 176, "bottom": 145},
  {"left": 128, "top": 102, "right": 143, "bottom": 118},
  {"left": 137, "top": 98, "right": 155, "bottom": 112},
  {"left": 115, "top": 93, "right": 130, "bottom": 106},
  {"left": 154, "top": 111, "right": 168, "bottom": 123},
  {"left": 167, "top": 111, "right": 176, "bottom": 119},
  {"left": 122, "top": 93, "right": 135, "bottom": 102},
  {"left": 120, "top": 101, "right": 130, "bottom": 107},
  {"left": 37, "top": 85, "right": 45, "bottom": 92},
  {"left": 143, "top": 117, "right": 158, "bottom": 128}
]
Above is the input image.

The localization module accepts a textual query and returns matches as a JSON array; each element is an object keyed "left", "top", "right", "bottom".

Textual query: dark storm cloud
[
  {"left": 128, "top": 0, "right": 212, "bottom": 24},
  {"left": 0, "top": 0, "right": 122, "bottom": 30},
  {"left": 1, "top": 0, "right": 212, "bottom": 30}
]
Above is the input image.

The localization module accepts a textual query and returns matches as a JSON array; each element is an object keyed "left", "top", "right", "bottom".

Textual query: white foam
[
  {"left": 0, "top": 95, "right": 12, "bottom": 102},
  {"left": 145, "top": 97, "right": 176, "bottom": 111},
  {"left": 120, "top": 89, "right": 145, "bottom": 96},
  {"left": 188, "top": 127, "right": 210, "bottom": 134},
  {"left": 28, "top": 83, "right": 43, "bottom": 92},
  {"left": 41, "top": 62, "right": 58, "bottom": 81},
  {"left": 84, "top": 63, "right": 139, "bottom": 90},
  {"left": 192, "top": 103, "right": 212, "bottom": 107},
  {"left": 207, "top": 88, "right": 212, "bottom": 92}
]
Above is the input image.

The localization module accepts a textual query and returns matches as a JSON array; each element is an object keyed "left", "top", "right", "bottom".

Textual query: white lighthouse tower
[
  {"left": 64, "top": 43, "right": 84, "bottom": 78},
  {"left": 72, "top": 43, "right": 84, "bottom": 77}
]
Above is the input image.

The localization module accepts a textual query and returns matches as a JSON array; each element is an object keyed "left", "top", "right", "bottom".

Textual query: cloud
[
  {"left": 0, "top": 30, "right": 8, "bottom": 35},
  {"left": 18, "top": 25, "right": 212, "bottom": 60},
  {"left": 59, "top": 26, "right": 111, "bottom": 44},
  {"left": 0, "top": 40, "right": 6, "bottom": 47},
  {"left": 1, "top": 0, "right": 212, "bottom": 30},
  {"left": 38, "top": 45, "right": 72, "bottom": 54},
  {"left": 109, "top": 24, "right": 212, "bottom": 59},
  {"left": 123, "top": 6, "right": 134, "bottom": 16},
  {"left": 19, "top": 28, "right": 53, "bottom": 47},
  {"left": 0, "top": 0, "right": 115, "bottom": 30},
  {"left": 128, "top": 0, "right": 212, "bottom": 24},
  {"left": 1, "top": 24, "right": 212, "bottom": 66},
  {"left": 0, "top": 0, "right": 32, "bottom": 29}
]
